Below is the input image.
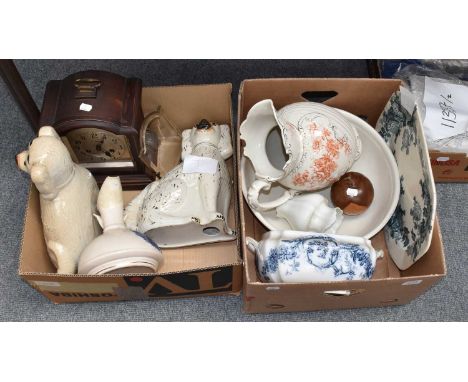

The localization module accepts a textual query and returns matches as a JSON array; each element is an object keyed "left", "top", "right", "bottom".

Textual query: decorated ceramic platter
[
  {"left": 241, "top": 108, "right": 400, "bottom": 239},
  {"left": 375, "top": 90, "right": 437, "bottom": 270}
]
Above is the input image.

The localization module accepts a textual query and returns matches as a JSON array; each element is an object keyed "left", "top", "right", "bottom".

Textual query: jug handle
[
  {"left": 248, "top": 179, "right": 298, "bottom": 212},
  {"left": 139, "top": 107, "right": 161, "bottom": 174}
]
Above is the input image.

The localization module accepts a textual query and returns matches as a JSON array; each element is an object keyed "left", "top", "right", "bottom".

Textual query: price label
[
  {"left": 79, "top": 102, "right": 93, "bottom": 112},
  {"left": 423, "top": 76, "right": 468, "bottom": 141},
  {"left": 182, "top": 155, "right": 218, "bottom": 174}
]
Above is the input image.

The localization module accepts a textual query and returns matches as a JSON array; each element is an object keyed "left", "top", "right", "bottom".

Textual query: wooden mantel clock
[{"left": 39, "top": 70, "right": 153, "bottom": 189}]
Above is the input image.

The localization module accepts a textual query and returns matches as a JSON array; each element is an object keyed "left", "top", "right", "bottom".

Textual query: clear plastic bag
[
  {"left": 421, "top": 59, "right": 468, "bottom": 81},
  {"left": 394, "top": 64, "right": 468, "bottom": 153}
]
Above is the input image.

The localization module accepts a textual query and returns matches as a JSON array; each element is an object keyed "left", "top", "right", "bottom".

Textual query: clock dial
[{"left": 62, "top": 127, "right": 135, "bottom": 168}]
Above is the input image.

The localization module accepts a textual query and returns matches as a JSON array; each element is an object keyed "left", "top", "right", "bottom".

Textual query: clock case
[{"left": 39, "top": 70, "right": 153, "bottom": 189}]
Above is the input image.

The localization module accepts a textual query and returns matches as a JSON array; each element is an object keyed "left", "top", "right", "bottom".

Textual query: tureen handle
[
  {"left": 245, "top": 237, "right": 259, "bottom": 253},
  {"left": 247, "top": 179, "right": 298, "bottom": 212}
]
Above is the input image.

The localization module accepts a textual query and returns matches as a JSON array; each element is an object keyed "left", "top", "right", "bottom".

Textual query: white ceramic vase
[{"left": 78, "top": 176, "right": 163, "bottom": 275}]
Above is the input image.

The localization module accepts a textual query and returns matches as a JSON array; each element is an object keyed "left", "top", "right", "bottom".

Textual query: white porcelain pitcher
[{"left": 240, "top": 100, "right": 361, "bottom": 211}]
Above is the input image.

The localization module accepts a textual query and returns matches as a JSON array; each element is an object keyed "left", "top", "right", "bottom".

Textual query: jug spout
[{"left": 240, "top": 99, "right": 301, "bottom": 183}]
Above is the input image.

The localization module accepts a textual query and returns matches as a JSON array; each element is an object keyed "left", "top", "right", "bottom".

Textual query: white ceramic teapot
[{"left": 240, "top": 100, "right": 362, "bottom": 211}]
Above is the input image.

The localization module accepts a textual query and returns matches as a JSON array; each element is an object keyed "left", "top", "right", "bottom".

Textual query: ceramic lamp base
[{"left": 84, "top": 256, "right": 160, "bottom": 275}]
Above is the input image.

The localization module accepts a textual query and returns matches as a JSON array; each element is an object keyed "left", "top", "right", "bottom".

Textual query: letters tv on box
[{"left": 18, "top": 84, "right": 243, "bottom": 304}]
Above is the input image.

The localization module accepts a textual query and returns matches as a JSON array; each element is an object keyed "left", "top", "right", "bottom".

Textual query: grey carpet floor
[{"left": 0, "top": 59, "right": 466, "bottom": 321}]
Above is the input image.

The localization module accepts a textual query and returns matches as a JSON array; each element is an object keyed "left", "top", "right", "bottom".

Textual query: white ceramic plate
[{"left": 241, "top": 108, "right": 400, "bottom": 239}]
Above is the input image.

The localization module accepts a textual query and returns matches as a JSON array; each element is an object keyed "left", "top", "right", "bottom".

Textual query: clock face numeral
[{"left": 62, "top": 128, "right": 135, "bottom": 168}]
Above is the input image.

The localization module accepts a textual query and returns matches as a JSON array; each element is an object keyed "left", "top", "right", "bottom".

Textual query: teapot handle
[{"left": 247, "top": 179, "right": 298, "bottom": 212}]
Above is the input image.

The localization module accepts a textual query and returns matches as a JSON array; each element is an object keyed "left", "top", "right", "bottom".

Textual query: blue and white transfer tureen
[{"left": 247, "top": 231, "right": 383, "bottom": 283}]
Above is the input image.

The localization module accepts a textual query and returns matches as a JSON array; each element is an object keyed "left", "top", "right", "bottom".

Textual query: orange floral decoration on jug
[{"left": 293, "top": 122, "right": 350, "bottom": 188}]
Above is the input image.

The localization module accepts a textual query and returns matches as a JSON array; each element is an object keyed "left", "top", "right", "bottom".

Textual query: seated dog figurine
[
  {"left": 124, "top": 120, "right": 236, "bottom": 247},
  {"left": 17, "top": 126, "right": 101, "bottom": 273}
]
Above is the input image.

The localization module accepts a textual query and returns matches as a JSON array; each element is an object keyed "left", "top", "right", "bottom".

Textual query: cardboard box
[
  {"left": 429, "top": 150, "right": 468, "bottom": 182},
  {"left": 19, "top": 84, "right": 243, "bottom": 303},
  {"left": 237, "top": 78, "right": 447, "bottom": 314}
]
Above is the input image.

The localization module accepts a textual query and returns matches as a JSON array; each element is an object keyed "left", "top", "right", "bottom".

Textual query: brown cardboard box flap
[
  {"left": 240, "top": 78, "right": 401, "bottom": 127},
  {"left": 142, "top": 84, "right": 232, "bottom": 128}
]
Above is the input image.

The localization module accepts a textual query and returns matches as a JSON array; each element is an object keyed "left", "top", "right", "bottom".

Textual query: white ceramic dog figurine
[
  {"left": 125, "top": 120, "right": 236, "bottom": 247},
  {"left": 17, "top": 126, "right": 101, "bottom": 274}
]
